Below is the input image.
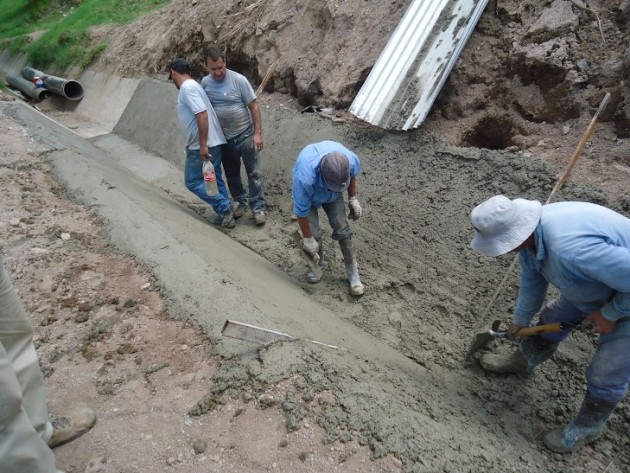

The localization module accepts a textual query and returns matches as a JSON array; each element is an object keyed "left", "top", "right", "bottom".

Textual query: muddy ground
[
  {"left": 2, "top": 82, "right": 629, "bottom": 472},
  {"left": 2, "top": 0, "right": 630, "bottom": 472}
]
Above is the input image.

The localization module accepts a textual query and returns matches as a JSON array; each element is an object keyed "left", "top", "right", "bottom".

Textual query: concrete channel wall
[{"left": 112, "top": 78, "right": 186, "bottom": 168}]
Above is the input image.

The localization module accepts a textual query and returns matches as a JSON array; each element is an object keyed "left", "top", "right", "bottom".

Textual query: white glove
[
  {"left": 302, "top": 236, "right": 319, "bottom": 258},
  {"left": 348, "top": 196, "right": 362, "bottom": 220}
]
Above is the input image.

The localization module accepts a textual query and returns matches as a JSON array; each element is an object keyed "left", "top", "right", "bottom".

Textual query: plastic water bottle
[{"left": 202, "top": 160, "right": 218, "bottom": 196}]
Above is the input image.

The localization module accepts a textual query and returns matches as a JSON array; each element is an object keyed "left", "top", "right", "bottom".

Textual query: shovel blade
[
  {"left": 465, "top": 319, "right": 503, "bottom": 360},
  {"left": 292, "top": 230, "right": 322, "bottom": 279}
]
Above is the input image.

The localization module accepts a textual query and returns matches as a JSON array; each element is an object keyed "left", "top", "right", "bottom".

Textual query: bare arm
[
  {"left": 297, "top": 216, "right": 312, "bottom": 239},
  {"left": 347, "top": 177, "right": 357, "bottom": 198},
  {"left": 195, "top": 111, "right": 210, "bottom": 160},
  {"left": 247, "top": 100, "right": 263, "bottom": 151}
]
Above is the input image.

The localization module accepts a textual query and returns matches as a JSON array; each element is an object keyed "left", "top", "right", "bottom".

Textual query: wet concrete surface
[{"left": 3, "top": 94, "right": 627, "bottom": 472}]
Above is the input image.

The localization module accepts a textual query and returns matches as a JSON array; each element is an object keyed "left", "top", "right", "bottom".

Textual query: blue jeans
[
  {"left": 184, "top": 146, "right": 231, "bottom": 216},
  {"left": 307, "top": 194, "right": 352, "bottom": 241},
  {"left": 537, "top": 296, "right": 630, "bottom": 402},
  {"left": 222, "top": 125, "right": 266, "bottom": 213}
]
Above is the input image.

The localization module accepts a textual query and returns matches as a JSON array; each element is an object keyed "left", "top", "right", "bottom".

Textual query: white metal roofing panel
[{"left": 349, "top": 0, "right": 489, "bottom": 130}]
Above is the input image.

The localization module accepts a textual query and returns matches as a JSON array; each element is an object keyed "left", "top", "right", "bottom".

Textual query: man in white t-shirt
[
  {"left": 169, "top": 58, "right": 235, "bottom": 229},
  {"left": 201, "top": 46, "right": 268, "bottom": 226}
]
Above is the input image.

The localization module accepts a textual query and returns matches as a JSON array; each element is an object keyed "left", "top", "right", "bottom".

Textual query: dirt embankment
[{"left": 91, "top": 0, "right": 630, "bottom": 207}]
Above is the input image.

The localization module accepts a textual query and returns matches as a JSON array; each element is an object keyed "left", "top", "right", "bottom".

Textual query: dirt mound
[{"left": 93, "top": 0, "right": 630, "bottom": 206}]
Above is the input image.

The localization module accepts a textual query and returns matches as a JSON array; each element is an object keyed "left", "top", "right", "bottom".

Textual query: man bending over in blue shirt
[
  {"left": 470, "top": 195, "right": 630, "bottom": 453},
  {"left": 293, "top": 141, "right": 364, "bottom": 296}
]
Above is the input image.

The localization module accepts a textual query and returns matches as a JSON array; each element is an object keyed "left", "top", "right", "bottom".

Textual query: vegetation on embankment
[{"left": 0, "top": 0, "right": 169, "bottom": 72}]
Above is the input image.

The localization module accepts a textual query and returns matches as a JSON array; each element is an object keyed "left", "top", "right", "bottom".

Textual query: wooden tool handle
[
  {"left": 516, "top": 323, "right": 563, "bottom": 337},
  {"left": 546, "top": 92, "right": 611, "bottom": 203}
]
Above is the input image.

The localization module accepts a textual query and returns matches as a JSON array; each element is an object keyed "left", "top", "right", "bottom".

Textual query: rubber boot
[
  {"left": 306, "top": 239, "right": 323, "bottom": 284},
  {"left": 339, "top": 239, "right": 364, "bottom": 296},
  {"left": 543, "top": 394, "right": 618, "bottom": 453},
  {"left": 480, "top": 336, "right": 558, "bottom": 375}
]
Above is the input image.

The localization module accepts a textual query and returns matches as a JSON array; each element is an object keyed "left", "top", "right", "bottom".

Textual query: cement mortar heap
[{"left": 1, "top": 1, "right": 629, "bottom": 472}]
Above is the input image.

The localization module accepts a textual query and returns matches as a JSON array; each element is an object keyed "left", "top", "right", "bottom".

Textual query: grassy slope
[{"left": 0, "top": 0, "right": 169, "bottom": 72}]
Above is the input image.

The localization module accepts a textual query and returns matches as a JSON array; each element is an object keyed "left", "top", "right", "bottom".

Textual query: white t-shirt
[{"left": 176, "top": 79, "right": 226, "bottom": 150}]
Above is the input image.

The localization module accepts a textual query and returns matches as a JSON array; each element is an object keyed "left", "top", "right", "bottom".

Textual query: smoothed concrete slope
[{"left": 6, "top": 102, "right": 424, "bottom": 378}]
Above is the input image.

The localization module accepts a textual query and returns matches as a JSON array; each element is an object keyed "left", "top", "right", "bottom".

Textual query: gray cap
[
  {"left": 168, "top": 58, "right": 190, "bottom": 79},
  {"left": 320, "top": 152, "right": 350, "bottom": 192}
]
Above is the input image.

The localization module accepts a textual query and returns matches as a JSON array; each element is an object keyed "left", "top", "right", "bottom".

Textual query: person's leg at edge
[
  {"left": 323, "top": 196, "right": 364, "bottom": 295},
  {"left": 480, "top": 296, "right": 583, "bottom": 374},
  {"left": 305, "top": 207, "right": 324, "bottom": 283},
  {"left": 184, "top": 147, "right": 233, "bottom": 226},
  {"left": 0, "top": 257, "right": 58, "bottom": 472},
  {"left": 544, "top": 330, "right": 630, "bottom": 452}
]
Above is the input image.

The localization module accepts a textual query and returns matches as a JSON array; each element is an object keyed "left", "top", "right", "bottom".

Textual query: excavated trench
[{"left": 2, "top": 61, "right": 628, "bottom": 471}]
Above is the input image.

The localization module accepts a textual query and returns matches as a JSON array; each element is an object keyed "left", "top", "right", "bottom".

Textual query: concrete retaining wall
[
  {"left": 112, "top": 78, "right": 186, "bottom": 167},
  {"left": 73, "top": 70, "right": 140, "bottom": 133}
]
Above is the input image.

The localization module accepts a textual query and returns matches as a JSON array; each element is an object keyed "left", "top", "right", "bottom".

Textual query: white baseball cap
[{"left": 470, "top": 195, "right": 542, "bottom": 256}]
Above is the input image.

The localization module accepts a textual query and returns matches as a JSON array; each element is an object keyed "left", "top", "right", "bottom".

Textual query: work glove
[
  {"left": 302, "top": 236, "right": 319, "bottom": 259},
  {"left": 348, "top": 196, "right": 362, "bottom": 220}
]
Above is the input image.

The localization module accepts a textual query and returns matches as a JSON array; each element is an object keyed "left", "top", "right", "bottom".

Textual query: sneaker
[
  {"left": 233, "top": 202, "right": 248, "bottom": 219},
  {"left": 48, "top": 407, "right": 97, "bottom": 448},
  {"left": 219, "top": 208, "right": 236, "bottom": 229},
  {"left": 253, "top": 210, "right": 267, "bottom": 226}
]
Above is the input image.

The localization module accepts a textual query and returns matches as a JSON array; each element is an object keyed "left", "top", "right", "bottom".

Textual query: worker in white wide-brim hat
[{"left": 470, "top": 195, "right": 630, "bottom": 454}]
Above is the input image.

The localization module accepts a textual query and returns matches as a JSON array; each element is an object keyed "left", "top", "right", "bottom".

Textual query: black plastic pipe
[
  {"left": 21, "top": 66, "right": 84, "bottom": 101},
  {"left": 5, "top": 73, "right": 52, "bottom": 102}
]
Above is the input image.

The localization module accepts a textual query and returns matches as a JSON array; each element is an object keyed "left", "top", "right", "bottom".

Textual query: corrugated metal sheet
[{"left": 349, "top": 0, "right": 489, "bottom": 131}]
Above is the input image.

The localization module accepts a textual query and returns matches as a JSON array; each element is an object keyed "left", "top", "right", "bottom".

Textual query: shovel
[
  {"left": 292, "top": 230, "right": 323, "bottom": 281},
  {"left": 465, "top": 320, "right": 583, "bottom": 360}
]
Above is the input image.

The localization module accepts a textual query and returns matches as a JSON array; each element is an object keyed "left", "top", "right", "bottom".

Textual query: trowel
[
  {"left": 465, "top": 320, "right": 583, "bottom": 360},
  {"left": 292, "top": 230, "right": 323, "bottom": 281}
]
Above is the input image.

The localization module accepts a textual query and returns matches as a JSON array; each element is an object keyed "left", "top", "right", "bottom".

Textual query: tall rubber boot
[
  {"left": 339, "top": 239, "right": 364, "bottom": 296},
  {"left": 479, "top": 336, "right": 558, "bottom": 375},
  {"left": 544, "top": 394, "right": 618, "bottom": 453},
  {"left": 306, "top": 239, "right": 323, "bottom": 284}
]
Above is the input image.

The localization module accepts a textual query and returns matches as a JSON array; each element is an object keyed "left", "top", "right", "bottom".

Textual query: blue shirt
[
  {"left": 201, "top": 70, "right": 256, "bottom": 139},
  {"left": 176, "top": 79, "right": 225, "bottom": 150},
  {"left": 292, "top": 141, "right": 362, "bottom": 218},
  {"left": 514, "top": 202, "right": 630, "bottom": 326}
]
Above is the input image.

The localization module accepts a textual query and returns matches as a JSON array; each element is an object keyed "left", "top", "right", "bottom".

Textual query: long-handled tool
[
  {"left": 466, "top": 92, "right": 611, "bottom": 360},
  {"left": 292, "top": 230, "right": 322, "bottom": 281},
  {"left": 466, "top": 320, "right": 583, "bottom": 360}
]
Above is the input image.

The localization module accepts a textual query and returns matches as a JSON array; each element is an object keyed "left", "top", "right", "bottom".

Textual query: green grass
[{"left": 0, "top": 0, "right": 169, "bottom": 72}]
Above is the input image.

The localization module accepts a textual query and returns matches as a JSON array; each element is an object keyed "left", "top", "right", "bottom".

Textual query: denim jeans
[
  {"left": 222, "top": 125, "right": 266, "bottom": 213},
  {"left": 307, "top": 194, "right": 352, "bottom": 242},
  {"left": 537, "top": 296, "right": 630, "bottom": 402},
  {"left": 185, "top": 145, "right": 231, "bottom": 216}
]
